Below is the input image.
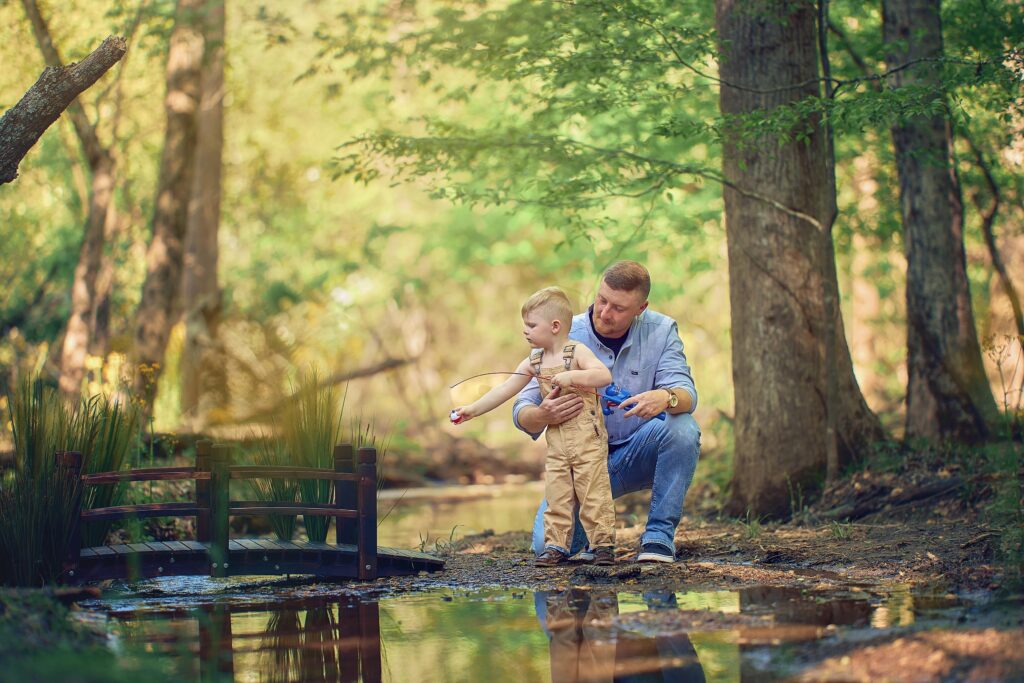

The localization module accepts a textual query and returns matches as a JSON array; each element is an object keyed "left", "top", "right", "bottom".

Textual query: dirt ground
[{"left": 356, "top": 475, "right": 1023, "bottom": 682}]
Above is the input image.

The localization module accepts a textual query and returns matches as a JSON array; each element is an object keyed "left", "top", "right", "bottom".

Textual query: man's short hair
[
  {"left": 602, "top": 261, "right": 651, "bottom": 300},
  {"left": 521, "top": 287, "right": 573, "bottom": 328}
]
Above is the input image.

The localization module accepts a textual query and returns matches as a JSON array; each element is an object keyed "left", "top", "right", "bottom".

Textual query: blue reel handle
[{"left": 601, "top": 384, "right": 668, "bottom": 421}]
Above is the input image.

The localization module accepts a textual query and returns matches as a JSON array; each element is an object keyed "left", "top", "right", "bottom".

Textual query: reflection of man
[
  {"left": 514, "top": 261, "right": 701, "bottom": 563},
  {"left": 534, "top": 588, "right": 706, "bottom": 682}
]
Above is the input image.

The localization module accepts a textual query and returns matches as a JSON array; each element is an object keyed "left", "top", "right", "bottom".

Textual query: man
[{"left": 513, "top": 261, "right": 701, "bottom": 563}]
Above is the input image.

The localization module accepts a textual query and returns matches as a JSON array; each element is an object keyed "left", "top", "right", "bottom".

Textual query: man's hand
[
  {"left": 519, "top": 386, "right": 584, "bottom": 432},
  {"left": 621, "top": 390, "right": 670, "bottom": 420}
]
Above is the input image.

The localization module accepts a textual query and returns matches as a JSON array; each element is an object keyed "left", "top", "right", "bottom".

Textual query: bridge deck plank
[{"left": 71, "top": 537, "right": 443, "bottom": 583}]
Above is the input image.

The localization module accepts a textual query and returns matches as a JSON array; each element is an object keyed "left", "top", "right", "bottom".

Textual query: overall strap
[
  {"left": 561, "top": 342, "right": 578, "bottom": 371},
  {"left": 530, "top": 348, "right": 544, "bottom": 376}
]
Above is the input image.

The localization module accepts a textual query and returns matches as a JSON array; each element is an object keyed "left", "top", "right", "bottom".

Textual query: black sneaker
[
  {"left": 591, "top": 546, "right": 615, "bottom": 566},
  {"left": 636, "top": 542, "right": 675, "bottom": 563},
  {"left": 535, "top": 548, "right": 569, "bottom": 567}
]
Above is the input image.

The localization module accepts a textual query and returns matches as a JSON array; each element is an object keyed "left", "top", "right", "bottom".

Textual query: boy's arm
[
  {"left": 551, "top": 344, "right": 612, "bottom": 389},
  {"left": 455, "top": 357, "right": 535, "bottom": 421}
]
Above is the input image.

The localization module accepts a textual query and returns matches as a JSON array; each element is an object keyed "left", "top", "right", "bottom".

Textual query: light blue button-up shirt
[{"left": 512, "top": 308, "right": 698, "bottom": 445}]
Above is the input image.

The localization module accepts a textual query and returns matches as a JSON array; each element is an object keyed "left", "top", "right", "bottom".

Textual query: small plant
[
  {"left": 738, "top": 510, "right": 762, "bottom": 540},
  {"left": 417, "top": 525, "right": 461, "bottom": 555},
  {"left": 828, "top": 521, "right": 852, "bottom": 540}
]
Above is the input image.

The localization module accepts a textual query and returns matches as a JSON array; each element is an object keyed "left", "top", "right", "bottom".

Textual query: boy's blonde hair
[{"left": 521, "top": 287, "right": 573, "bottom": 328}]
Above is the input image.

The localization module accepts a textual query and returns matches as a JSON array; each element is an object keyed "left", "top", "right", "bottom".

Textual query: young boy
[{"left": 452, "top": 287, "right": 616, "bottom": 567}]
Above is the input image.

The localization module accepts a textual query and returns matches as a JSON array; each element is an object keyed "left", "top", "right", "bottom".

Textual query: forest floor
[{"left": 356, "top": 455, "right": 1024, "bottom": 681}]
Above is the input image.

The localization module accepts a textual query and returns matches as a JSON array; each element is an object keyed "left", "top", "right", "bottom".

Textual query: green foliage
[
  {"left": 0, "top": 463, "right": 79, "bottom": 587},
  {"left": 280, "top": 369, "right": 344, "bottom": 543},
  {"left": 1, "top": 378, "right": 141, "bottom": 584},
  {"left": 245, "top": 437, "right": 298, "bottom": 541},
  {"left": 737, "top": 510, "right": 763, "bottom": 540},
  {"left": 828, "top": 521, "right": 852, "bottom": 540}
]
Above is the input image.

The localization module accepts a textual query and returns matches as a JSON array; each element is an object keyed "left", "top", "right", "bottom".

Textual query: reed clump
[{"left": 0, "top": 379, "right": 140, "bottom": 586}]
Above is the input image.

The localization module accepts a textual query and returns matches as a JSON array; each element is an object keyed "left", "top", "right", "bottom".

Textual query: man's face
[{"left": 592, "top": 281, "right": 648, "bottom": 338}]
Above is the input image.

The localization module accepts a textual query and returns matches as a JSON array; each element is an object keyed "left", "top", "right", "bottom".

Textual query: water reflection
[
  {"left": 120, "top": 598, "right": 383, "bottom": 683},
  {"left": 95, "top": 581, "right": 969, "bottom": 682},
  {"left": 536, "top": 589, "right": 706, "bottom": 682}
]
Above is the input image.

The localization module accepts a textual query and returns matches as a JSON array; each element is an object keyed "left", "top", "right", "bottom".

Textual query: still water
[
  {"left": 71, "top": 484, "right": 1008, "bottom": 681},
  {"left": 77, "top": 574, "right": 987, "bottom": 681},
  {"left": 375, "top": 481, "right": 544, "bottom": 549}
]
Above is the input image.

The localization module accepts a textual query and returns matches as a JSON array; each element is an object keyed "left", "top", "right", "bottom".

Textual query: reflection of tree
[
  {"left": 536, "top": 589, "right": 706, "bottom": 682},
  {"left": 739, "top": 586, "right": 871, "bottom": 628}
]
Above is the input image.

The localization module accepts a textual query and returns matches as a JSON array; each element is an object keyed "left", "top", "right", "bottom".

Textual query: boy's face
[{"left": 522, "top": 310, "right": 558, "bottom": 347}]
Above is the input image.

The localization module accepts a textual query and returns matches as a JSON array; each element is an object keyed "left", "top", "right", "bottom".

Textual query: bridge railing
[{"left": 60, "top": 441, "right": 379, "bottom": 580}]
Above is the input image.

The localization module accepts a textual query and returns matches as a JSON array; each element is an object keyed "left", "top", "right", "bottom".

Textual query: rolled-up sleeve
[
  {"left": 512, "top": 377, "right": 544, "bottom": 441},
  {"left": 654, "top": 322, "right": 698, "bottom": 412}
]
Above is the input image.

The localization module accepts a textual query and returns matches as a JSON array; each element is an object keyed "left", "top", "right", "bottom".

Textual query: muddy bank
[{"left": 346, "top": 507, "right": 1021, "bottom": 682}]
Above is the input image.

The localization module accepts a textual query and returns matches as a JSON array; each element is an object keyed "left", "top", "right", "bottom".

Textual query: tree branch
[
  {"left": 234, "top": 357, "right": 417, "bottom": 424},
  {"left": 0, "top": 35, "right": 126, "bottom": 184},
  {"left": 964, "top": 131, "right": 1024, "bottom": 337}
]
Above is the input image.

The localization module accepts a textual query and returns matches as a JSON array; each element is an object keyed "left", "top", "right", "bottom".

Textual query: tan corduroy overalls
[{"left": 533, "top": 343, "right": 615, "bottom": 553}]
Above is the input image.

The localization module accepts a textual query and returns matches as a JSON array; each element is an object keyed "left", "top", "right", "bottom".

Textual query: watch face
[{"left": 667, "top": 390, "right": 677, "bottom": 408}]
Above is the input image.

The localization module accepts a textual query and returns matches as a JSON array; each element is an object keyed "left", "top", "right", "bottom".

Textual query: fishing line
[{"left": 448, "top": 370, "right": 602, "bottom": 398}]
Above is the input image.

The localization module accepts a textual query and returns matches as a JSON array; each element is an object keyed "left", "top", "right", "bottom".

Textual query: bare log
[{"left": 0, "top": 35, "right": 126, "bottom": 185}]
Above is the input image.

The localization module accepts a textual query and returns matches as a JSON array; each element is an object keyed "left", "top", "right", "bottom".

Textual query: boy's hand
[
  {"left": 551, "top": 371, "right": 576, "bottom": 389},
  {"left": 451, "top": 406, "right": 474, "bottom": 423}
]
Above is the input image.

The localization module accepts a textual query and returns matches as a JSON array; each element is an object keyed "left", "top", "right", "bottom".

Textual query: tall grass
[
  {"left": 0, "top": 378, "right": 140, "bottom": 586},
  {"left": 246, "top": 436, "right": 299, "bottom": 541},
  {"left": 252, "top": 370, "right": 392, "bottom": 544},
  {"left": 283, "top": 371, "right": 344, "bottom": 543}
]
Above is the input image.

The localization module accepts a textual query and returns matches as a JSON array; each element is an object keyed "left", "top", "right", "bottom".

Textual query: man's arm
[{"left": 622, "top": 320, "right": 697, "bottom": 419}]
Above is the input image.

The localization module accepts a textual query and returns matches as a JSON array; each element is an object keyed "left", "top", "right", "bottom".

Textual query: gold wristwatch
[{"left": 663, "top": 388, "right": 678, "bottom": 409}]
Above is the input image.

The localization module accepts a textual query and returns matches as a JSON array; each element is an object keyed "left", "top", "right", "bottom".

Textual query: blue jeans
[{"left": 531, "top": 412, "right": 701, "bottom": 555}]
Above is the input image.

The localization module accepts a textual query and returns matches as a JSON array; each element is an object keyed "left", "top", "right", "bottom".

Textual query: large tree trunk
[
  {"left": 717, "top": 0, "right": 885, "bottom": 516},
  {"left": 19, "top": 0, "right": 121, "bottom": 398},
  {"left": 132, "top": 0, "right": 205, "bottom": 410},
  {"left": 181, "top": 0, "right": 226, "bottom": 430},
  {"left": 883, "top": 0, "right": 998, "bottom": 442}
]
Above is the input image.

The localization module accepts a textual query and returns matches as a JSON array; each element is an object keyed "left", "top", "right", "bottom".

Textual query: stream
[{"left": 70, "top": 483, "right": 1018, "bottom": 681}]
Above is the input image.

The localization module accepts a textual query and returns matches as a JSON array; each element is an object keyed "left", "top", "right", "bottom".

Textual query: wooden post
[
  {"left": 196, "top": 440, "right": 212, "bottom": 543},
  {"left": 210, "top": 444, "right": 230, "bottom": 577},
  {"left": 358, "top": 600, "right": 382, "bottom": 682},
  {"left": 334, "top": 443, "right": 356, "bottom": 547},
  {"left": 338, "top": 597, "right": 360, "bottom": 682},
  {"left": 356, "top": 446, "right": 377, "bottom": 580},
  {"left": 57, "top": 450, "right": 83, "bottom": 579}
]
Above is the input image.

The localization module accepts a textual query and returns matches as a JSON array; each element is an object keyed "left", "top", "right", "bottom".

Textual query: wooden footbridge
[{"left": 57, "top": 442, "right": 444, "bottom": 584}]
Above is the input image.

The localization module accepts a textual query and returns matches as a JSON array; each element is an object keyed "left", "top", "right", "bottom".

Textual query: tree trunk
[
  {"left": 181, "top": 0, "right": 226, "bottom": 430},
  {"left": 19, "top": 0, "right": 122, "bottom": 398},
  {"left": 132, "top": 0, "right": 205, "bottom": 410},
  {"left": 883, "top": 0, "right": 998, "bottom": 442},
  {"left": 717, "top": 0, "right": 885, "bottom": 516}
]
